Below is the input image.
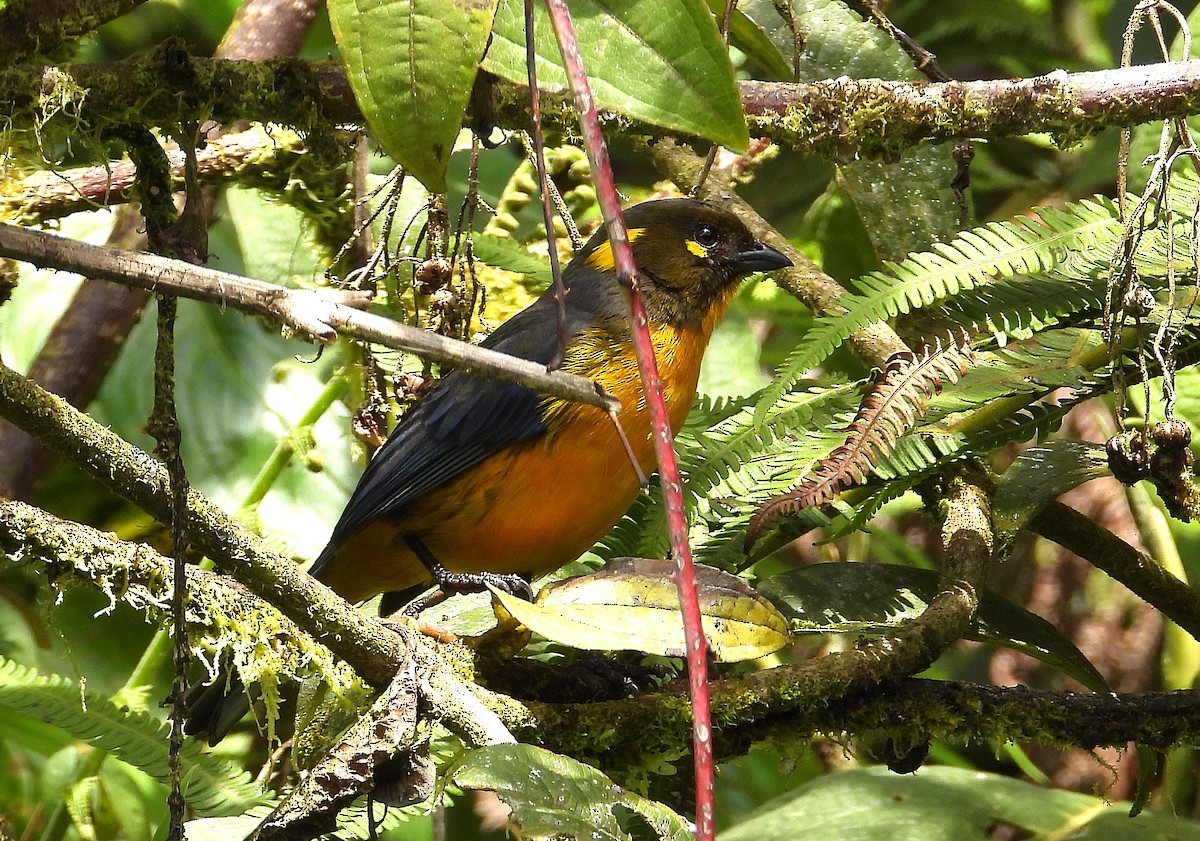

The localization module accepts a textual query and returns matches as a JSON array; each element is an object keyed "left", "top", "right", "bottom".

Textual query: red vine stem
[{"left": 541, "top": 2, "right": 715, "bottom": 838}]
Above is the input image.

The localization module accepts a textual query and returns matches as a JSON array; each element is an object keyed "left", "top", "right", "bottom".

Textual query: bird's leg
[{"left": 401, "top": 535, "right": 533, "bottom": 616}]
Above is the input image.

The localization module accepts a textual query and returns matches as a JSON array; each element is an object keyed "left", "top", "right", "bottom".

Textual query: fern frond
[
  {"left": 594, "top": 384, "right": 861, "bottom": 563},
  {"left": 745, "top": 339, "right": 975, "bottom": 549},
  {"left": 0, "top": 655, "right": 271, "bottom": 816},
  {"left": 754, "top": 198, "right": 1122, "bottom": 422},
  {"left": 931, "top": 274, "right": 1105, "bottom": 345},
  {"left": 683, "top": 382, "right": 861, "bottom": 499}
]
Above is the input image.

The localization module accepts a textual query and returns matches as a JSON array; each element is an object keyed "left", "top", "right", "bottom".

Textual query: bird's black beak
[{"left": 732, "top": 241, "right": 792, "bottom": 273}]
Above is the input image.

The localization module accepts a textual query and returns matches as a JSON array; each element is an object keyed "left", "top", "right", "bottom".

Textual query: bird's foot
[
  {"left": 397, "top": 536, "right": 533, "bottom": 616},
  {"left": 401, "top": 568, "right": 533, "bottom": 617}
]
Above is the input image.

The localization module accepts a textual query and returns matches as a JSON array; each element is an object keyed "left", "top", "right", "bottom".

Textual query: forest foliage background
[{"left": 6, "top": 0, "right": 1200, "bottom": 839}]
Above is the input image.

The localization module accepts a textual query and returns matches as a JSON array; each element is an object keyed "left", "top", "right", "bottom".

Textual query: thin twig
[
  {"left": 690, "top": 0, "right": 738, "bottom": 197},
  {"left": 0, "top": 223, "right": 619, "bottom": 413}
]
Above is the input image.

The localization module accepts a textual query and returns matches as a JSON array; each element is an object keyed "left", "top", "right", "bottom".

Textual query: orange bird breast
[{"left": 316, "top": 305, "right": 727, "bottom": 604}]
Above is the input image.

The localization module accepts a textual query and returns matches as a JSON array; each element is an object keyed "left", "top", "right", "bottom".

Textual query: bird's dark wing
[{"left": 309, "top": 295, "right": 586, "bottom": 577}]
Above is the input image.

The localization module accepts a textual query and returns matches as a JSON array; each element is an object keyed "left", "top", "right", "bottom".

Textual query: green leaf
[
  {"left": 701, "top": 0, "right": 791, "bottom": 80},
  {"left": 484, "top": 0, "right": 749, "bottom": 151},
  {"left": 224, "top": 186, "right": 324, "bottom": 287},
  {"left": 471, "top": 233, "right": 554, "bottom": 288},
  {"left": 493, "top": 559, "right": 789, "bottom": 662},
  {"left": 454, "top": 744, "right": 691, "bottom": 841},
  {"left": 721, "top": 765, "right": 1200, "bottom": 841},
  {"left": 993, "top": 441, "right": 1110, "bottom": 540},
  {"left": 328, "top": 0, "right": 501, "bottom": 191},
  {"left": 0, "top": 655, "right": 271, "bottom": 816},
  {"left": 758, "top": 562, "right": 1107, "bottom": 691}
]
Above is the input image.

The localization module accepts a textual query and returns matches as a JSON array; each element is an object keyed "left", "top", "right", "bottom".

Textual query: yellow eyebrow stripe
[{"left": 584, "top": 227, "right": 646, "bottom": 272}]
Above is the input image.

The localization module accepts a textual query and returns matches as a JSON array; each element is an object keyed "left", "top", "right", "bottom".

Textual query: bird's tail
[{"left": 184, "top": 670, "right": 252, "bottom": 746}]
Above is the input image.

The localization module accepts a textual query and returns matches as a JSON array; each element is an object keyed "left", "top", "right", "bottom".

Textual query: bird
[{"left": 185, "top": 197, "right": 791, "bottom": 741}]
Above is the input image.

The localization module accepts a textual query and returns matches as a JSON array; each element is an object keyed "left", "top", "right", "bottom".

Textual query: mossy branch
[
  {"left": 741, "top": 60, "right": 1200, "bottom": 159},
  {"left": 6, "top": 51, "right": 1200, "bottom": 171},
  {"left": 1, "top": 126, "right": 317, "bottom": 225},
  {"left": 0, "top": 358, "right": 404, "bottom": 688},
  {"left": 769, "top": 678, "right": 1200, "bottom": 752},
  {"left": 0, "top": 45, "right": 358, "bottom": 146},
  {"left": 0, "top": 499, "right": 359, "bottom": 697},
  {"left": 0, "top": 498, "right": 517, "bottom": 755},
  {"left": 0, "top": 0, "right": 147, "bottom": 63},
  {"left": 10, "top": 462, "right": 1199, "bottom": 768},
  {"left": 1031, "top": 500, "right": 1200, "bottom": 641}
]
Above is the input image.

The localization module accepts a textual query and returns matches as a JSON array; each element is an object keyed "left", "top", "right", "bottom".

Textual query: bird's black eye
[{"left": 693, "top": 223, "right": 721, "bottom": 249}]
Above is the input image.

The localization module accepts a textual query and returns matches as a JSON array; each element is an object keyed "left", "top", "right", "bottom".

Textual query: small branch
[
  {"left": 1030, "top": 500, "right": 1200, "bottom": 642},
  {"left": 0, "top": 224, "right": 617, "bottom": 412},
  {"left": 0, "top": 500, "right": 352, "bottom": 692},
  {"left": 740, "top": 61, "right": 1200, "bottom": 160},
  {"left": 2, "top": 126, "right": 313, "bottom": 225},
  {"left": 0, "top": 0, "right": 146, "bottom": 62},
  {"left": 217, "top": 0, "right": 322, "bottom": 62},
  {"left": 783, "top": 679, "right": 1200, "bottom": 752}
]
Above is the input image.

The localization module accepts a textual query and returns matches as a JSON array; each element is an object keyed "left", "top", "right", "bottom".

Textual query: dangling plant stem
[{"left": 524, "top": 0, "right": 569, "bottom": 369}]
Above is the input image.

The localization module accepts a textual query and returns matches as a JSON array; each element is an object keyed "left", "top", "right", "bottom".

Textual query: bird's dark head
[{"left": 571, "top": 198, "right": 792, "bottom": 326}]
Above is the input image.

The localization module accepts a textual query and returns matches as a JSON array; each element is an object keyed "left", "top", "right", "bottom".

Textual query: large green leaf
[
  {"left": 742, "top": 0, "right": 959, "bottom": 258},
  {"left": 454, "top": 744, "right": 691, "bottom": 841},
  {"left": 722, "top": 765, "right": 1200, "bottom": 841},
  {"left": 484, "top": 0, "right": 749, "bottom": 151},
  {"left": 758, "top": 562, "right": 1107, "bottom": 690},
  {"left": 328, "top": 0, "right": 501, "bottom": 191}
]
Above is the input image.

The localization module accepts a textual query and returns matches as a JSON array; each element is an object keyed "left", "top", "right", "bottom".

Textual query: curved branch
[
  {"left": 0, "top": 360, "right": 404, "bottom": 687},
  {"left": 0, "top": 498, "right": 513, "bottom": 754},
  {"left": 1031, "top": 500, "right": 1200, "bottom": 641},
  {"left": 0, "top": 223, "right": 618, "bottom": 412}
]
